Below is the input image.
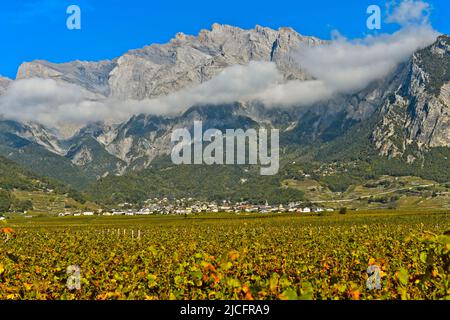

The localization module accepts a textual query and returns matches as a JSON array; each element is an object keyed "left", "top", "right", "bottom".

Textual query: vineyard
[{"left": 0, "top": 211, "right": 449, "bottom": 300}]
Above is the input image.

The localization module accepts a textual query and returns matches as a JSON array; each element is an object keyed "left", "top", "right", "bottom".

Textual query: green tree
[
  {"left": 13, "top": 199, "right": 33, "bottom": 212},
  {"left": 0, "top": 190, "right": 11, "bottom": 212}
]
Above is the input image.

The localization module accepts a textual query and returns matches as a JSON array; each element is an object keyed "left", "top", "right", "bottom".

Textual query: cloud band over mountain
[{"left": 0, "top": 0, "right": 441, "bottom": 130}]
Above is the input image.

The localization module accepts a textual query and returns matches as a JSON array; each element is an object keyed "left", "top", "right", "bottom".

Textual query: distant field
[
  {"left": 11, "top": 190, "right": 99, "bottom": 217},
  {"left": 283, "top": 176, "right": 450, "bottom": 210},
  {"left": 1, "top": 210, "right": 449, "bottom": 300}
]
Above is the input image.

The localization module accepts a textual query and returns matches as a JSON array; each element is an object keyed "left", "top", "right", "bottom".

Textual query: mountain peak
[
  {"left": 211, "top": 22, "right": 225, "bottom": 31},
  {"left": 12, "top": 24, "right": 323, "bottom": 101},
  {"left": 105, "top": 24, "right": 319, "bottom": 100},
  {"left": 430, "top": 34, "right": 450, "bottom": 56}
]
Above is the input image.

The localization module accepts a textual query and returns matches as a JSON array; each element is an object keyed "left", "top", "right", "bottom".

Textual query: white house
[
  {"left": 83, "top": 212, "right": 94, "bottom": 216},
  {"left": 303, "top": 207, "right": 311, "bottom": 213}
]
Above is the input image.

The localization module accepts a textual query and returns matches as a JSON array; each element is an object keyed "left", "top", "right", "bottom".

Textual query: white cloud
[
  {"left": 293, "top": 24, "right": 438, "bottom": 95},
  {"left": 254, "top": 79, "right": 333, "bottom": 107},
  {"left": 0, "top": 62, "right": 284, "bottom": 126}
]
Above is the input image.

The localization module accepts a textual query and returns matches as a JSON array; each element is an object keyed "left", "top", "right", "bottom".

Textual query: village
[{"left": 57, "top": 198, "right": 334, "bottom": 217}]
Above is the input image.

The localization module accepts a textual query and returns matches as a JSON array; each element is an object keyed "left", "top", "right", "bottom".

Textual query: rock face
[
  {"left": 109, "top": 24, "right": 323, "bottom": 100},
  {"left": 16, "top": 24, "right": 323, "bottom": 100},
  {"left": 1, "top": 25, "right": 449, "bottom": 184},
  {"left": 372, "top": 35, "right": 450, "bottom": 159},
  {"left": 70, "top": 103, "right": 261, "bottom": 172},
  {"left": 17, "top": 60, "right": 117, "bottom": 96},
  {"left": 8, "top": 24, "right": 327, "bottom": 174}
]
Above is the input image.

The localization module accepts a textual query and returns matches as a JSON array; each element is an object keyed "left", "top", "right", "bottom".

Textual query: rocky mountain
[
  {"left": 17, "top": 24, "right": 323, "bottom": 100},
  {"left": 107, "top": 24, "right": 322, "bottom": 100},
  {"left": 65, "top": 102, "right": 265, "bottom": 172},
  {"left": 0, "top": 76, "right": 11, "bottom": 95},
  {"left": 3, "top": 24, "right": 326, "bottom": 180},
  {"left": 0, "top": 26, "right": 448, "bottom": 191},
  {"left": 0, "top": 119, "right": 63, "bottom": 154},
  {"left": 16, "top": 60, "right": 117, "bottom": 97},
  {"left": 373, "top": 35, "right": 450, "bottom": 161},
  {"left": 0, "top": 119, "right": 93, "bottom": 188}
]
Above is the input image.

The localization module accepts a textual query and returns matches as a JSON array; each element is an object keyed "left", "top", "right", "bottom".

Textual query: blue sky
[{"left": 1, "top": 0, "right": 448, "bottom": 79}]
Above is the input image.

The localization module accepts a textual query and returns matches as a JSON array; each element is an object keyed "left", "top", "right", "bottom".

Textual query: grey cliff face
[
  {"left": 0, "top": 119, "right": 63, "bottom": 155},
  {"left": 17, "top": 60, "right": 117, "bottom": 96},
  {"left": 108, "top": 24, "right": 323, "bottom": 100},
  {"left": 373, "top": 35, "right": 450, "bottom": 159}
]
